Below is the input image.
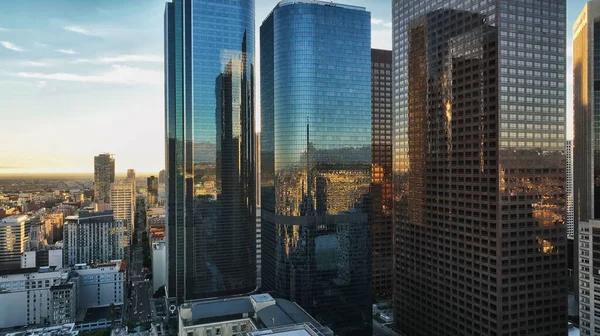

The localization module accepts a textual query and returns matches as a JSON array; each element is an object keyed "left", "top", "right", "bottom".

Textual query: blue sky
[{"left": 0, "top": 0, "right": 584, "bottom": 174}]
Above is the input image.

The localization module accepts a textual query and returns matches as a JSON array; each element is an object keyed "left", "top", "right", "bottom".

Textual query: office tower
[
  {"left": 111, "top": 181, "right": 135, "bottom": 238},
  {"left": 0, "top": 215, "right": 28, "bottom": 269},
  {"left": 575, "top": 3, "right": 600, "bottom": 334},
  {"left": 567, "top": 140, "right": 574, "bottom": 240},
  {"left": 393, "top": 1, "right": 567, "bottom": 335},
  {"left": 256, "top": 132, "right": 261, "bottom": 288},
  {"left": 94, "top": 153, "right": 115, "bottom": 204},
  {"left": 371, "top": 48, "right": 393, "bottom": 299},
  {"left": 147, "top": 176, "right": 159, "bottom": 207},
  {"left": 127, "top": 168, "right": 136, "bottom": 194},
  {"left": 165, "top": 0, "right": 256, "bottom": 303},
  {"left": 127, "top": 169, "right": 135, "bottom": 181},
  {"left": 158, "top": 169, "right": 166, "bottom": 185},
  {"left": 63, "top": 210, "right": 126, "bottom": 266},
  {"left": 261, "top": 2, "right": 371, "bottom": 335}
]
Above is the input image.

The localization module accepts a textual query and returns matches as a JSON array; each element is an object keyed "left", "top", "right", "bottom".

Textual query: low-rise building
[
  {"left": 178, "top": 294, "right": 333, "bottom": 336},
  {"left": 72, "top": 262, "right": 124, "bottom": 312},
  {"left": 0, "top": 267, "right": 75, "bottom": 328},
  {"left": 21, "top": 249, "right": 63, "bottom": 269}
]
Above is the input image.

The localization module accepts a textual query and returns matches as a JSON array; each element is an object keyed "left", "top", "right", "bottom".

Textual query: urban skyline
[
  {"left": 0, "top": 0, "right": 585, "bottom": 175},
  {"left": 0, "top": 0, "right": 589, "bottom": 335}
]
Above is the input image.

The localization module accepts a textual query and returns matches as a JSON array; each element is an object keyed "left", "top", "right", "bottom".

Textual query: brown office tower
[
  {"left": 371, "top": 49, "right": 393, "bottom": 299},
  {"left": 393, "top": 1, "right": 567, "bottom": 335}
]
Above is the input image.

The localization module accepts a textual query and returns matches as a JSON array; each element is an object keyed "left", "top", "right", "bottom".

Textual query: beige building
[
  {"left": 111, "top": 181, "right": 135, "bottom": 237},
  {"left": 0, "top": 215, "right": 28, "bottom": 268}
]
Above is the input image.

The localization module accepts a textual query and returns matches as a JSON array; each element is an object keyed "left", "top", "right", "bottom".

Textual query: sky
[{"left": 0, "top": 0, "right": 585, "bottom": 174}]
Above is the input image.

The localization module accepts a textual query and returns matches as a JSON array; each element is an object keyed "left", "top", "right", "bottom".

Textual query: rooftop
[
  {"left": 0, "top": 214, "right": 28, "bottom": 224},
  {"left": 5, "top": 323, "right": 77, "bottom": 336},
  {"left": 277, "top": 0, "right": 365, "bottom": 11}
]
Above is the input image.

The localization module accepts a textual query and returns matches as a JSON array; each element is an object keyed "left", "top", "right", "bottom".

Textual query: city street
[{"left": 126, "top": 206, "right": 153, "bottom": 327}]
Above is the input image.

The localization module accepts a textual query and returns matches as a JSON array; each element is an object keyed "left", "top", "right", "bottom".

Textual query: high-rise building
[
  {"left": 393, "top": 1, "right": 567, "bottom": 335},
  {"left": 147, "top": 176, "right": 159, "bottom": 207},
  {"left": 111, "top": 181, "right": 135, "bottom": 239},
  {"left": 0, "top": 215, "right": 28, "bottom": 269},
  {"left": 63, "top": 210, "right": 126, "bottom": 266},
  {"left": 575, "top": 3, "right": 600, "bottom": 334},
  {"left": 94, "top": 154, "right": 115, "bottom": 204},
  {"left": 158, "top": 169, "right": 166, "bottom": 185},
  {"left": 127, "top": 169, "right": 136, "bottom": 194},
  {"left": 164, "top": 0, "right": 256, "bottom": 303},
  {"left": 371, "top": 48, "right": 393, "bottom": 299},
  {"left": 567, "top": 140, "right": 574, "bottom": 240},
  {"left": 260, "top": 2, "right": 371, "bottom": 335}
]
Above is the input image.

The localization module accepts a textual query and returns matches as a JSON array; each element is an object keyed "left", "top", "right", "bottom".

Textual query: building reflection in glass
[
  {"left": 260, "top": 1, "right": 372, "bottom": 335},
  {"left": 164, "top": 0, "right": 256, "bottom": 304},
  {"left": 393, "top": 3, "right": 567, "bottom": 335}
]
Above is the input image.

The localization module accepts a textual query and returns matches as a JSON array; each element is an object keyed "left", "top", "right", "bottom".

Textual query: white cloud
[
  {"left": 55, "top": 49, "right": 78, "bottom": 55},
  {"left": 23, "top": 61, "right": 48, "bottom": 67},
  {"left": 64, "top": 25, "right": 99, "bottom": 36},
  {"left": 74, "top": 54, "right": 162, "bottom": 64},
  {"left": 34, "top": 42, "right": 48, "bottom": 48},
  {"left": 0, "top": 41, "right": 23, "bottom": 52},
  {"left": 36, "top": 81, "right": 47, "bottom": 89},
  {"left": 17, "top": 65, "right": 162, "bottom": 85},
  {"left": 371, "top": 18, "right": 393, "bottom": 29},
  {"left": 0, "top": 27, "right": 8, "bottom": 32}
]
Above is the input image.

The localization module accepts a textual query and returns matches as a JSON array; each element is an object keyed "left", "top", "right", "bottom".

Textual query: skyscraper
[
  {"left": 94, "top": 153, "right": 115, "bottom": 204},
  {"left": 566, "top": 140, "right": 573, "bottom": 240},
  {"left": 574, "top": 2, "right": 600, "bottom": 333},
  {"left": 261, "top": 2, "right": 371, "bottom": 334},
  {"left": 164, "top": 0, "right": 256, "bottom": 303},
  {"left": 147, "top": 176, "right": 159, "bottom": 207},
  {"left": 393, "top": 1, "right": 567, "bottom": 335},
  {"left": 111, "top": 181, "right": 135, "bottom": 240},
  {"left": 371, "top": 48, "right": 393, "bottom": 299},
  {"left": 127, "top": 168, "right": 136, "bottom": 194}
]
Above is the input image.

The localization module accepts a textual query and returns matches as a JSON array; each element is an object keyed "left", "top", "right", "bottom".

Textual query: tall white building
[
  {"left": 111, "top": 181, "right": 135, "bottom": 236},
  {"left": 63, "top": 210, "right": 126, "bottom": 266},
  {"left": 567, "top": 140, "right": 574, "bottom": 240},
  {"left": 0, "top": 267, "right": 76, "bottom": 328},
  {"left": 72, "top": 262, "right": 124, "bottom": 311},
  {"left": 152, "top": 240, "right": 166, "bottom": 293},
  {"left": 0, "top": 215, "right": 29, "bottom": 268}
]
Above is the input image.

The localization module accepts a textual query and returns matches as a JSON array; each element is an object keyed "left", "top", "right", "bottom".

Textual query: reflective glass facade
[
  {"left": 393, "top": 0, "right": 567, "bottom": 335},
  {"left": 260, "top": 2, "right": 372, "bottom": 335},
  {"left": 371, "top": 49, "right": 393, "bottom": 299},
  {"left": 164, "top": 0, "right": 256, "bottom": 303}
]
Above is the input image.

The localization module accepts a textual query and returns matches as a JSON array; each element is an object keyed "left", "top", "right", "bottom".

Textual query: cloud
[
  {"left": 34, "top": 42, "right": 48, "bottom": 48},
  {"left": 55, "top": 49, "right": 78, "bottom": 55},
  {"left": 63, "top": 25, "right": 100, "bottom": 36},
  {"left": 0, "top": 27, "right": 8, "bottom": 32},
  {"left": 36, "top": 81, "right": 47, "bottom": 89},
  {"left": 0, "top": 41, "right": 24, "bottom": 52},
  {"left": 16, "top": 65, "right": 162, "bottom": 85},
  {"left": 74, "top": 54, "right": 162, "bottom": 64},
  {"left": 371, "top": 18, "right": 393, "bottom": 29},
  {"left": 23, "top": 61, "right": 48, "bottom": 67}
]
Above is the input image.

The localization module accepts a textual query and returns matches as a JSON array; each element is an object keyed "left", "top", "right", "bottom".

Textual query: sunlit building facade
[
  {"left": 164, "top": 0, "right": 256, "bottom": 303},
  {"left": 94, "top": 153, "right": 115, "bottom": 204},
  {"left": 147, "top": 176, "right": 159, "bottom": 207},
  {"left": 393, "top": 0, "right": 567, "bottom": 335},
  {"left": 0, "top": 215, "right": 28, "bottom": 269},
  {"left": 260, "top": 2, "right": 371, "bottom": 335},
  {"left": 575, "top": 2, "right": 600, "bottom": 334},
  {"left": 111, "top": 180, "right": 135, "bottom": 239}
]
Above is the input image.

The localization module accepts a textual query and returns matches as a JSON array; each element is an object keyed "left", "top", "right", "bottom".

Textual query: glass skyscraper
[
  {"left": 393, "top": 0, "right": 567, "bottom": 335},
  {"left": 260, "top": 1, "right": 372, "bottom": 335},
  {"left": 164, "top": 0, "right": 256, "bottom": 304}
]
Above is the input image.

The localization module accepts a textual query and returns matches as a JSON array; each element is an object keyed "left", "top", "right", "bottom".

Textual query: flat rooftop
[{"left": 277, "top": 0, "right": 365, "bottom": 11}]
